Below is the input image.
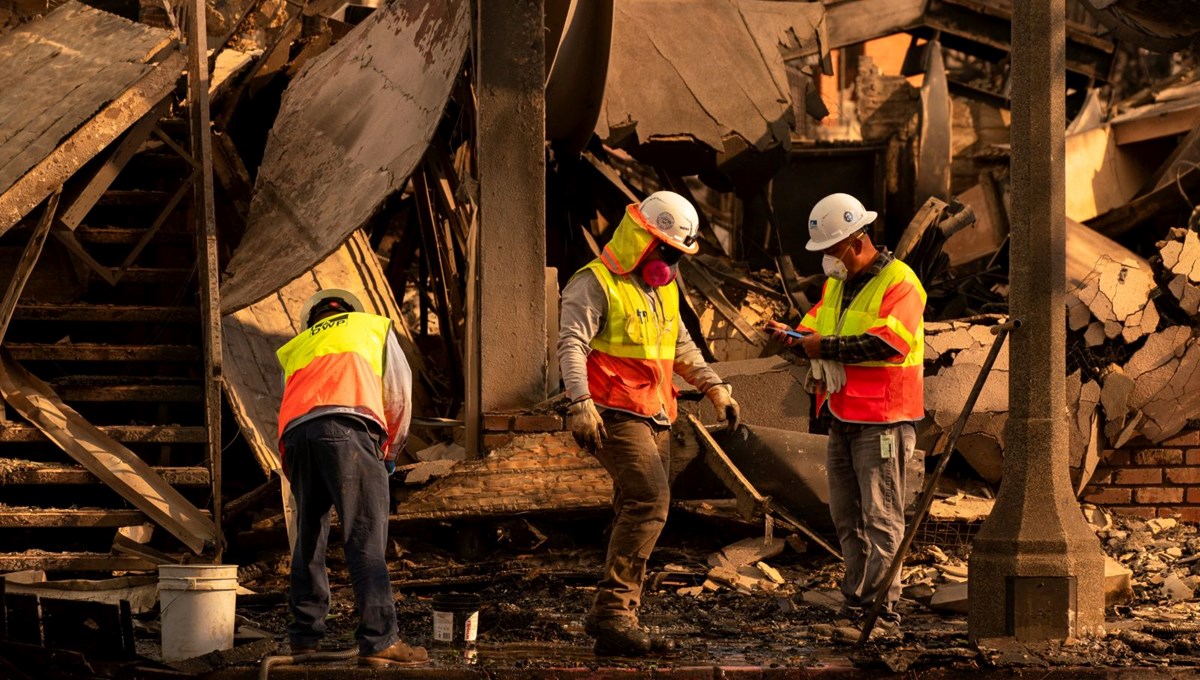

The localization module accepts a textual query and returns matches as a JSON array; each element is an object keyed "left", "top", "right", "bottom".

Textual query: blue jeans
[{"left": 282, "top": 415, "right": 398, "bottom": 655}]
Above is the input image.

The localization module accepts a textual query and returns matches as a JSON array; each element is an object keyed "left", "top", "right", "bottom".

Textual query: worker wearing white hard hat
[
  {"left": 770, "top": 192, "right": 926, "bottom": 634},
  {"left": 557, "top": 190, "right": 739, "bottom": 656},
  {"left": 276, "top": 289, "right": 426, "bottom": 667}
]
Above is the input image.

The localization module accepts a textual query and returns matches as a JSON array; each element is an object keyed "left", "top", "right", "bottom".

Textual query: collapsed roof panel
[
  {"left": 219, "top": 0, "right": 470, "bottom": 313},
  {"left": 597, "top": 0, "right": 826, "bottom": 169},
  {"left": 0, "top": 1, "right": 179, "bottom": 234}
]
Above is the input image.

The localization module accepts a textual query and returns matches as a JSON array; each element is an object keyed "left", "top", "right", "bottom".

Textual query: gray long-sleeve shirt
[{"left": 557, "top": 270, "right": 722, "bottom": 425}]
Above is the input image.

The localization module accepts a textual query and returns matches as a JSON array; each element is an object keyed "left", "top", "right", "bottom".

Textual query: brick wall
[
  {"left": 481, "top": 411, "right": 566, "bottom": 451},
  {"left": 1081, "top": 429, "right": 1200, "bottom": 522}
]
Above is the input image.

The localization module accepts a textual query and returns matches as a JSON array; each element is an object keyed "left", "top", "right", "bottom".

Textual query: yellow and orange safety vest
[
  {"left": 578, "top": 206, "right": 682, "bottom": 421},
  {"left": 276, "top": 312, "right": 393, "bottom": 446},
  {"left": 798, "top": 259, "right": 926, "bottom": 424}
]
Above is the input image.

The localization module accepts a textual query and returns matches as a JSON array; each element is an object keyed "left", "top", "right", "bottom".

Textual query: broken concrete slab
[
  {"left": 1067, "top": 255, "right": 1159, "bottom": 345},
  {"left": 1104, "top": 555, "right": 1133, "bottom": 606},
  {"left": 930, "top": 581, "right": 969, "bottom": 614},
  {"left": 676, "top": 356, "right": 810, "bottom": 433}
]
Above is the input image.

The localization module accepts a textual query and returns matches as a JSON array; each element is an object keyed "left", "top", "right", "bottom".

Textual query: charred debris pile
[{"left": 4, "top": 0, "right": 1200, "bottom": 675}]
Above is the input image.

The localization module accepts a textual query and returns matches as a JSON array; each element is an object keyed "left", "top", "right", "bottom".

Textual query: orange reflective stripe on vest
[
  {"left": 276, "top": 312, "right": 393, "bottom": 443},
  {"left": 580, "top": 259, "right": 680, "bottom": 421},
  {"left": 799, "top": 259, "right": 926, "bottom": 424}
]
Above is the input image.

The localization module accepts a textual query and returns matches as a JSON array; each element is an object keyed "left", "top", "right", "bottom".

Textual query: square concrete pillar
[
  {"left": 967, "top": 0, "right": 1105, "bottom": 641},
  {"left": 474, "top": 0, "right": 547, "bottom": 413}
]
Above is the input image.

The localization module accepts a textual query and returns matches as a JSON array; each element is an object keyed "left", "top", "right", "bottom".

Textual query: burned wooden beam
[
  {"left": 3, "top": 343, "right": 201, "bottom": 362},
  {"left": 49, "top": 383, "right": 204, "bottom": 402},
  {"left": 0, "top": 553, "right": 156, "bottom": 572},
  {"left": 56, "top": 102, "right": 167, "bottom": 231},
  {"left": 821, "top": 0, "right": 924, "bottom": 50},
  {"left": 0, "top": 461, "right": 209, "bottom": 486},
  {"left": 0, "top": 192, "right": 58, "bottom": 344},
  {"left": 9, "top": 303, "right": 198, "bottom": 323},
  {"left": 0, "top": 352, "right": 217, "bottom": 554},
  {"left": 0, "top": 508, "right": 164, "bottom": 529}
]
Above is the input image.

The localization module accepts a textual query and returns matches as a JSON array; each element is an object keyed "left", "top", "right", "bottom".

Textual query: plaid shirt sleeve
[{"left": 820, "top": 334, "right": 902, "bottom": 364}]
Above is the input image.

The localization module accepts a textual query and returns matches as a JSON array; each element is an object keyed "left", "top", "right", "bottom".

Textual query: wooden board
[
  {"left": 222, "top": 231, "right": 429, "bottom": 475},
  {"left": 219, "top": 0, "right": 469, "bottom": 313},
  {"left": 0, "top": 2, "right": 179, "bottom": 234},
  {"left": 822, "top": 0, "right": 925, "bottom": 50},
  {"left": 1112, "top": 97, "right": 1200, "bottom": 146},
  {"left": 0, "top": 351, "right": 217, "bottom": 554},
  {"left": 1065, "top": 125, "right": 1152, "bottom": 223}
]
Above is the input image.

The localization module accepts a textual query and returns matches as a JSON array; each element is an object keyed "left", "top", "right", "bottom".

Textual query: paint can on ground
[
  {"left": 158, "top": 564, "right": 238, "bottom": 661},
  {"left": 431, "top": 592, "right": 480, "bottom": 647}
]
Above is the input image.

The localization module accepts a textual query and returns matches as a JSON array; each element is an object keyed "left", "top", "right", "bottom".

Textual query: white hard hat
[
  {"left": 636, "top": 191, "right": 701, "bottom": 255},
  {"left": 301, "top": 288, "right": 365, "bottom": 327},
  {"left": 806, "top": 193, "right": 877, "bottom": 251}
]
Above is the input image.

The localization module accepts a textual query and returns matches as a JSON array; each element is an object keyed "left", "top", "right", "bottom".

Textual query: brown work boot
[
  {"left": 358, "top": 639, "right": 429, "bottom": 667},
  {"left": 584, "top": 616, "right": 675, "bottom": 657}
]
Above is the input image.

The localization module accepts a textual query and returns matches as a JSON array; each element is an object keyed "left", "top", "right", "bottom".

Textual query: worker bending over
[
  {"left": 276, "top": 289, "right": 426, "bottom": 667},
  {"left": 558, "top": 191, "right": 740, "bottom": 656},
  {"left": 772, "top": 193, "right": 926, "bottom": 632}
]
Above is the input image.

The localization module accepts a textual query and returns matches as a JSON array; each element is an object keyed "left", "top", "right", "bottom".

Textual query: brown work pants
[{"left": 588, "top": 412, "right": 671, "bottom": 623}]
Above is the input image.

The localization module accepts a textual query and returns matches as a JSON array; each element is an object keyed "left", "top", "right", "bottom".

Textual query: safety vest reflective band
[
  {"left": 276, "top": 312, "right": 393, "bottom": 444},
  {"left": 581, "top": 260, "right": 681, "bottom": 421},
  {"left": 799, "top": 259, "right": 926, "bottom": 424}
]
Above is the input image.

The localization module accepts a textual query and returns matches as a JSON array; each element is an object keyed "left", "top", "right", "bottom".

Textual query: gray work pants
[{"left": 826, "top": 419, "right": 914, "bottom": 620}]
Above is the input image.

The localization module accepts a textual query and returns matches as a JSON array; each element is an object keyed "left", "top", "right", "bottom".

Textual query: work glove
[
  {"left": 809, "top": 359, "right": 847, "bottom": 394},
  {"left": 568, "top": 397, "right": 606, "bottom": 453},
  {"left": 706, "top": 383, "right": 740, "bottom": 432}
]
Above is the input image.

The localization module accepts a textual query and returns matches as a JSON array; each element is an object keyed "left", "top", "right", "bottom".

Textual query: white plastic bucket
[{"left": 158, "top": 564, "right": 238, "bottom": 661}]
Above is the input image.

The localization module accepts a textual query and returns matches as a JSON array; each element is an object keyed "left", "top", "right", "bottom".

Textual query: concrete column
[
  {"left": 968, "top": 0, "right": 1105, "bottom": 641},
  {"left": 474, "top": 0, "right": 547, "bottom": 417}
]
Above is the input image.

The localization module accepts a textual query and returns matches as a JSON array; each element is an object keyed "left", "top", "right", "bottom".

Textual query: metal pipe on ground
[{"left": 258, "top": 647, "right": 358, "bottom": 680}]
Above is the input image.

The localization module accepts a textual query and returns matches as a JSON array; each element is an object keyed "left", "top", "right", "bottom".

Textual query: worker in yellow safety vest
[
  {"left": 558, "top": 191, "right": 740, "bottom": 656},
  {"left": 771, "top": 193, "right": 926, "bottom": 633},
  {"left": 276, "top": 289, "right": 426, "bottom": 667}
]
